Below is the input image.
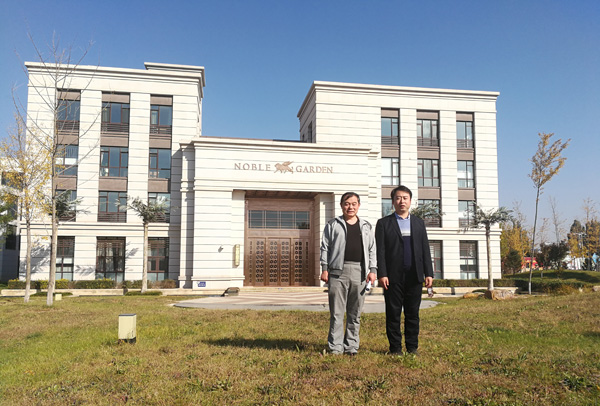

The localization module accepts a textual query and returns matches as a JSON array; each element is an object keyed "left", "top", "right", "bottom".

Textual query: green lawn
[{"left": 1, "top": 293, "right": 599, "bottom": 405}]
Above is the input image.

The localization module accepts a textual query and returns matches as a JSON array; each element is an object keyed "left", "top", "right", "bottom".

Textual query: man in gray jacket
[{"left": 320, "top": 192, "right": 377, "bottom": 355}]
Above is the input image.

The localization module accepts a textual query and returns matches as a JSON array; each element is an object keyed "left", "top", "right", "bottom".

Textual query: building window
[
  {"left": 458, "top": 160, "right": 475, "bottom": 188},
  {"left": 56, "top": 145, "right": 78, "bottom": 176},
  {"left": 100, "top": 147, "right": 128, "bottom": 177},
  {"left": 249, "top": 210, "right": 310, "bottom": 229},
  {"left": 307, "top": 122, "right": 313, "bottom": 142},
  {"left": 148, "top": 193, "right": 170, "bottom": 223},
  {"left": 382, "top": 158, "right": 399, "bottom": 185},
  {"left": 96, "top": 237, "right": 125, "bottom": 283},
  {"left": 430, "top": 240, "right": 443, "bottom": 279},
  {"left": 417, "top": 119, "right": 439, "bottom": 147},
  {"left": 57, "top": 236, "right": 75, "bottom": 281},
  {"left": 148, "top": 238, "right": 169, "bottom": 281},
  {"left": 460, "top": 241, "right": 478, "bottom": 279},
  {"left": 101, "top": 100, "right": 130, "bottom": 133},
  {"left": 56, "top": 189, "right": 77, "bottom": 222},
  {"left": 56, "top": 98, "right": 80, "bottom": 135},
  {"left": 381, "top": 117, "right": 399, "bottom": 145},
  {"left": 457, "top": 120, "right": 474, "bottom": 148},
  {"left": 382, "top": 198, "right": 393, "bottom": 217},
  {"left": 417, "top": 199, "right": 441, "bottom": 227},
  {"left": 418, "top": 159, "right": 440, "bottom": 187},
  {"left": 4, "top": 225, "right": 17, "bottom": 250},
  {"left": 459, "top": 200, "right": 476, "bottom": 227},
  {"left": 150, "top": 105, "right": 173, "bottom": 135},
  {"left": 149, "top": 149, "right": 171, "bottom": 179},
  {"left": 98, "top": 191, "right": 127, "bottom": 222}
]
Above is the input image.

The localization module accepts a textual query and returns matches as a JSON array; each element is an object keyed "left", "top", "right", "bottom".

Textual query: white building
[{"left": 18, "top": 62, "right": 500, "bottom": 290}]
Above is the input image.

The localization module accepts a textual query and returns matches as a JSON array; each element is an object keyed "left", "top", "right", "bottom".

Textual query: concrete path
[{"left": 174, "top": 291, "right": 441, "bottom": 312}]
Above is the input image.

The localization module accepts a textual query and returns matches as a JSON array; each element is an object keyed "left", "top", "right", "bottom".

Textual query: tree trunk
[
  {"left": 141, "top": 222, "right": 148, "bottom": 294},
  {"left": 47, "top": 192, "right": 57, "bottom": 306},
  {"left": 24, "top": 221, "right": 32, "bottom": 303},
  {"left": 486, "top": 225, "right": 494, "bottom": 291},
  {"left": 529, "top": 187, "right": 541, "bottom": 295}
]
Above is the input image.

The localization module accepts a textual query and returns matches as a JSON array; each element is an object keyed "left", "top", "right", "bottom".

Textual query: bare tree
[
  {"left": 15, "top": 32, "right": 95, "bottom": 305},
  {"left": 127, "top": 197, "right": 167, "bottom": 293},
  {"left": 472, "top": 205, "right": 512, "bottom": 291},
  {"left": 528, "top": 132, "right": 570, "bottom": 294},
  {"left": 548, "top": 196, "right": 565, "bottom": 244}
]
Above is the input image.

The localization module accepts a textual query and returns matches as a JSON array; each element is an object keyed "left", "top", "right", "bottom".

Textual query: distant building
[{"left": 16, "top": 62, "right": 500, "bottom": 289}]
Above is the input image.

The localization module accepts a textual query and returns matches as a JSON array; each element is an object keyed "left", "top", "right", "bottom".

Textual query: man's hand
[
  {"left": 378, "top": 276, "right": 389, "bottom": 290},
  {"left": 320, "top": 271, "right": 329, "bottom": 283},
  {"left": 368, "top": 272, "right": 377, "bottom": 283},
  {"left": 425, "top": 276, "right": 433, "bottom": 288}
]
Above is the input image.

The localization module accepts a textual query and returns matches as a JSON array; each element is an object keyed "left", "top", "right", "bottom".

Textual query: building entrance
[{"left": 244, "top": 195, "right": 314, "bottom": 286}]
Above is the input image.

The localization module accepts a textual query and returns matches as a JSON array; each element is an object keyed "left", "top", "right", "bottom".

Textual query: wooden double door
[{"left": 244, "top": 198, "right": 313, "bottom": 286}]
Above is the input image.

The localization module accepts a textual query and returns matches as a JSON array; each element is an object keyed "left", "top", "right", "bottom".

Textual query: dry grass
[{"left": 1, "top": 293, "right": 599, "bottom": 405}]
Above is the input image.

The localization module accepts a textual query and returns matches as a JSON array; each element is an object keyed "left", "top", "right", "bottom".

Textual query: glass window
[
  {"left": 459, "top": 200, "right": 476, "bottom": 227},
  {"left": 148, "top": 238, "right": 169, "bottom": 281},
  {"left": 248, "top": 210, "right": 310, "bottom": 229},
  {"left": 417, "top": 199, "right": 441, "bottom": 227},
  {"left": 98, "top": 191, "right": 127, "bottom": 222},
  {"left": 148, "top": 193, "right": 171, "bottom": 223},
  {"left": 417, "top": 119, "right": 439, "bottom": 146},
  {"left": 56, "top": 145, "right": 78, "bottom": 176},
  {"left": 57, "top": 236, "right": 75, "bottom": 281},
  {"left": 100, "top": 147, "right": 128, "bottom": 177},
  {"left": 430, "top": 240, "right": 443, "bottom": 279},
  {"left": 57, "top": 100, "right": 80, "bottom": 122},
  {"left": 102, "top": 102, "right": 130, "bottom": 124},
  {"left": 458, "top": 160, "right": 475, "bottom": 188},
  {"left": 382, "top": 157, "right": 399, "bottom": 185},
  {"left": 457, "top": 121, "right": 474, "bottom": 148},
  {"left": 417, "top": 159, "right": 440, "bottom": 187},
  {"left": 460, "top": 241, "right": 478, "bottom": 279},
  {"left": 382, "top": 198, "right": 393, "bottom": 217},
  {"left": 149, "top": 148, "right": 171, "bottom": 179},
  {"left": 96, "top": 237, "right": 125, "bottom": 282},
  {"left": 4, "top": 225, "right": 17, "bottom": 250},
  {"left": 56, "top": 189, "right": 77, "bottom": 222}
]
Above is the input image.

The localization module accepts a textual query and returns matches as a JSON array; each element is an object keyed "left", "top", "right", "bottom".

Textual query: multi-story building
[{"left": 18, "top": 62, "right": 500, "bottom": 290}]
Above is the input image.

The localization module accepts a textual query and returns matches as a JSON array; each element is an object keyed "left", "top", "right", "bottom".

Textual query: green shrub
[
  {"left": 431, "top": 278, "right": 515, "bottom": 288},
  {"left": 31, "top": 292, "right": 73, "bottom": 297},
  {"left": 512, "top": 278, "right": 589, "bottom": 294},
  {"left": 151, "top": 279, "right": 177, "bottom": 289},
  {"left": 7, "top": 279, "right": 71, "bottom": 289},
  {"left": 122, "top": 280, "right": 143, "bottom": 289},
  {"left": 73, "top": 279, "right": 116, "bottom": 289},
  {"left": 124, "top": 291, "right": 162, "bottom": 296}
]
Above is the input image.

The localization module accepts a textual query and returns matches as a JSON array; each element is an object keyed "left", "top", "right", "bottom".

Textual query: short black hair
[
  {"left": 390, "top": 185, "right": 412, "bottom": 200},
  {"left": 340, "top": 192, "right": 360, "bottom": 205}
]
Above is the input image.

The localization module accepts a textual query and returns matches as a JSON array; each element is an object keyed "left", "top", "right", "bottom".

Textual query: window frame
[
  {"left": 96, "top": 237, "right": 126, "bottom": 282},
  {"left": 456, "top": 120, "right": 474, "bottom": 148},
  {"left": 100, "top": 146, "right": 129, "bottom": 177},
  {"left": 382, "top": 157, "right": 400, "bottom": 186},
  {"left": 148, "top": 148, "right": 171, "bottom": 179},
  {"left": 417, "top": 199, "right": 442, "bottom": 227},
  {"left": 56, "top": 144, "right": 79, "bottom": 177},
  {"left": 98, "top": 191, "right": 127, "bottom": 222},
  {"left": 460, "top": 241, "right": 478, "bottom": 279},
  {"left": 458, "top": 200, "right": 476, "bottom": 227},
  {"left": 430, "top": 240, "right": 443, "bottom": 279},
  {"left": 457, "top": 160, "right": 475, "bottom": 188},
  {"left": 417, "top": 118, "right": 439, "bottom": 147},
  {"left": 148, "top": 192, "right": 171, "bottom": 223},
  {"left": 150, "top": 104, "right": 173, "bottom": 135},
  {"left": 417, "top": 158, "right": 440, "bottom": 187},
  {"left": 148, "top": 237, "right": 169, "bottom": 281},
  {"left": 57, "top": 236, "right": 75, "bottom": 281}
]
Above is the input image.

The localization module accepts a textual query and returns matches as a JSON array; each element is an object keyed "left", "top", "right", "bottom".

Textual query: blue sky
[{"left": 1, "top": 0, "right": 598, "bottom": 237}]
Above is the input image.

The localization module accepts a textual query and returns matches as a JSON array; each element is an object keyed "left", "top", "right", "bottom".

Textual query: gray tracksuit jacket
[{"left": 320, "top": 216, "right": 377, "bottom": 278}]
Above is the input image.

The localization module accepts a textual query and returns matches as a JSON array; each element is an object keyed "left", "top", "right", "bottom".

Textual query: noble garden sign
[{"left": 234, "top": 161, "right": 333, "bottom": 174}]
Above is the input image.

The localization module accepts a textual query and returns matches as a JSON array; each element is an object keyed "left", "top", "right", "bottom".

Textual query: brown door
[{"left": 244, "top": 198, "right": 313, "bottom": 286}]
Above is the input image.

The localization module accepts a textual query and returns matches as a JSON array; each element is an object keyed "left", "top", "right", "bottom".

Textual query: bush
[
  {"left": 151, "top": 279, "right": 177, "bottom": 289},
  {"left": 122, "top": 280, "right": 143, "bottom": 289},
  {"left": 124, "top": 291, "right": 162, "bottom": 296},
  {"left": 73, "top": 279, "right": 116, "bottom": 289},
  {"left": 7, "top": 279, "right": 70, "bottom": 289},
  {"left": 431, "top": 279, "right": 515, "bottom": 288},
  {"left": 512, "top": 278, "right": 590, "bottom": 294}
]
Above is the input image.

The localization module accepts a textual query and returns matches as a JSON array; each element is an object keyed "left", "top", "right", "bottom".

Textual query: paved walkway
[{"left": 174, "top": 291, "right": 441, "bottom": 312}]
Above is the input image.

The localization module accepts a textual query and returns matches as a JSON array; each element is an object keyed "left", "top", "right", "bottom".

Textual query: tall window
[
  {"left": 458, "top": 200, "right": 476, "bottom": 227},
  {"left": 4, "top": 225, "right": 17, "bottom": 250},
  {"left": 57, "top": 237, "right": 75, "bottom": 281},
  {"left": 56, "top": 190, "right": 77, "bottom": 221},
  {"left": 418, "top": 159, "right": 440, "bottom": 187},
  {"left": 382, "top": 158, "right": 399, "bottom": 185},
  {"left": 148, "top": 193, "right": 171, "bottom": 223},
  {"left": 456, "top": 120, "right": 474, "bottom": 148},
  {"left": 149, "top": 149, "right": 171, "bottom": 179},
  {"left": 249, "top": 210, "right": 310, "bottom": 229},
  {"left": 56, "top": 145, "right": 78, "bottom": 176},
  {"left": 430, "top": 240, "right": 443, "bottom": 279},
  {"left": 417, "top": 199, "right": 441, "bottom": 227},
  {"left": 382, "top": 198, "right": 393, "bottom": 217},
  {"left": 381, "top": 116, "right": 399, "bottom": 145},
  {"left": 100, "top": 147, "right": 128, "bottom": 177},
  {"left": 98, "top": 191, "right": 127, "bottom": 222},
  {"left": 307, "top": 122, "right": 313, "bottom": 142},
  {"left": 148, "top": 238, "right": 169, "bottom": 281},
  {"left": 101, "top": 98, "right": 130, "bottom": 133},
  {"left": 460, "top": 241, "right": 478, "bottom": 279},
  {"left": 150, "top": 104, "right": 173, "bottom": 135},
  {"left": 96, "top": 237, "right": 125, "bottom": 282},
  {"left": 417, "top": 119, "right": 439, "bottom": 146},
  {"left": 457, "top": 160, "right": 475, "bottom": 188},
  {"left": 57, "top": 91, "right": 80, "bottom": 135}
]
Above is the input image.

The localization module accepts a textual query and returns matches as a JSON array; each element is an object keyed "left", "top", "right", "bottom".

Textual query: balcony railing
[
  {"left": 59, "top": 211, "right": 76, "bottom": 222},
  {"left": 457, "top": 139, "right": 474, "bottom": 148},
  {"left": 459, "top": 218, "right": 475, "bottom": 228},
  {"left": 423, "top": 217, "right": 441, "bottom": 227},
  {"left": 98, "top": 212, "right": 127, "bottom": 222},
  {"left": 151, "top": 212, "right": 170, "bottom": 223},
  {"left": 56, "top": 120, "right": 80, "bottom": 135},
  {"left": 150, "top": 124, "right": 172, "bottom": 135},
  {"left": 417, "top": 137, "right": 439, "bottom": 147},
  {"left": 101, "top": 122, "right": 129, "bottom": 134},
  {"left": 381, "top": 136, "right": 399, "bottom": 146}
]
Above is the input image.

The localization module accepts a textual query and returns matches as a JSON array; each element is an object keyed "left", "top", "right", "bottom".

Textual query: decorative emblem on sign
[{"left": 274, "top": 161, "right": 294, "bottom": 173}]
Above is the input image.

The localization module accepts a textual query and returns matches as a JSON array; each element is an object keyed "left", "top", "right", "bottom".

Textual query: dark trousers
[{"left": 383, "top": 270, "right": 422, "bottom": 353}]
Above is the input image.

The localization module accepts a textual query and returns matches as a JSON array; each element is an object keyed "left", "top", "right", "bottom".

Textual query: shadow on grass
[
  {"left": 206, "top": 337, "right": 312, "bottom": 351},
  {"left": 582, "top": 331, "right": 600, "bottom": 339}
]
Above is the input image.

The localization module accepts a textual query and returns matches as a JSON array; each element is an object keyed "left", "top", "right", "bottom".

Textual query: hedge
[
  {"left": 512, "top": 278, "right": 591, "bottom": 294},
  {"left": 8, "top": 279, "right": 70, "bottom": 289},
  {"left": 7, "top": 278, "right": 177, "bottom": 290},
  {"left": 431, "top": 278, "right": 516, "bottom": 288}
]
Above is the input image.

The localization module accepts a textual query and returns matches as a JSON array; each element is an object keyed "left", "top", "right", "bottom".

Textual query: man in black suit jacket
[{"left": 375, "top": 185, "right": 433, "bottom": 355}]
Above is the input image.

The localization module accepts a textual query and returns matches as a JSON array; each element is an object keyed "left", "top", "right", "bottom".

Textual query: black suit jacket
[{"left": 375, "top": 213, "right": 434, "bottom": 284}]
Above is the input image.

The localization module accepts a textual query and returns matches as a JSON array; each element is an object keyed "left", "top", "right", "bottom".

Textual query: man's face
[
  {"left": 392, "top": 190, "right": 411, "bottom": 215},
  {"left": 341, "top": 196, "right": 360, "bottom": 219}
]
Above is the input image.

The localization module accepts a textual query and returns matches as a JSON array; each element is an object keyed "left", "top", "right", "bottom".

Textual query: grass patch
[{"left": 0, "top": 294, "right": 599, "bottom": 404}]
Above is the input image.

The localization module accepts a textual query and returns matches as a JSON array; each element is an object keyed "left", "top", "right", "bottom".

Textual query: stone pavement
[{"left": 174, "top": 290, "right": 441, "bottom": 312}]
